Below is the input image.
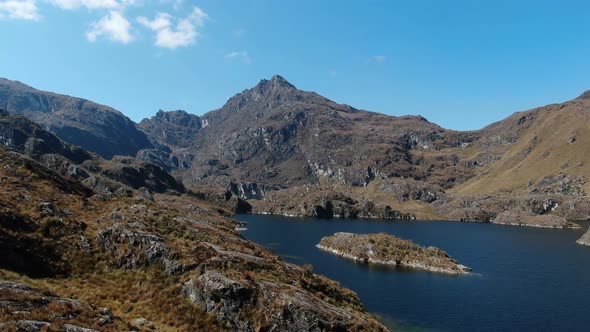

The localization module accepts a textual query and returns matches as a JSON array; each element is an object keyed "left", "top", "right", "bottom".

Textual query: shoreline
[
  {"left": 316, "top": 243, "right": 471, "bottom": 275},
  {"left": 249, "top": 211, "right": 581, "bottom": 229}
]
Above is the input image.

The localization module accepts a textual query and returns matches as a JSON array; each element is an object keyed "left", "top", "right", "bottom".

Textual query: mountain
[
  {"left": 0, "top": 77, "right": 152, "bottom": 159},
  {"left": 144, "top": 75, "right": 478, "bottom": 193}
]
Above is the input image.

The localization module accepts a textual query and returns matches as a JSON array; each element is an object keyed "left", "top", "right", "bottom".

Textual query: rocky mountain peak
[
  {"left": 271, "top": 74, "right": 295, "bottom": 87},
  {"left": 254, "top": 74, "right": 296, "bottom": 94},
  {"left": 138, "top": 109, "right": 202, "bottom": 149},
  {"left": 218, "top": 75, "right": 307, "bottom": 115}
]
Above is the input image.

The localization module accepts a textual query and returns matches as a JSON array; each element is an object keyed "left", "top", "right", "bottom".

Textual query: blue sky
[{"left": 1, "top": 0, "right": 589, "bottom": 130}]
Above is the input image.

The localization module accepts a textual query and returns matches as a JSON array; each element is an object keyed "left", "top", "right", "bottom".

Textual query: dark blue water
[{"left": 236, "top": 214, "right": 590, "bottom": 332}]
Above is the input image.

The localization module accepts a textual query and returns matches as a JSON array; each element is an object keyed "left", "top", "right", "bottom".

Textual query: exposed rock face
[
  {"left": 135, "top": 147, "right": 194, "bottom": 172},
  {"left": 138, "top": 109, "right": 201, "bottom": 148},
  {"left": 182, "top": 271, "right": 255, "bottom": 331},
  {"left": 577, "top": 227, "right": 590, "bottom": 246},
  {"left": 0, "top": 280, "right": 128, "bottom": 330},
  {"left": 0, "top": 77, "right": 152, "bottom": 159},
  {"left": 182, "top": 270, "right": 387, "bottom": 332},
  {"left": 377, "top": 178, "right": 445, "bottom": 203},
  {"left": 103, "top": 156, "right": 185, "bottom": 193},
  {"left": 317, "top": 232, "right": 471, "bottom": 275},
  {"left": 229, "top": 181, "right": 267, "bottom": 200},
  {"left": 96, "top": 222, "right": 182, "bottom": 274}
]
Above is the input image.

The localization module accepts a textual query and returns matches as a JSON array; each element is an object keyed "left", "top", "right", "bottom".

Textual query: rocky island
[
  {"left": 317, "top": 232, "right": 471, "bottom": 275},
  {"left": 577, "top": 227, "right": 590, "bottom": 246}
]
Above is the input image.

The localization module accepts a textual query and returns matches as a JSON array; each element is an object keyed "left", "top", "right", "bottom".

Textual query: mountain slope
[
  {"left": 0, "top": 77, "right": 152, "bottom": 159},
  {"left": 455, "top": 91, "right": 590, "bottom": 196},
  {"left": 0, "top": 109, "right": 184, "bottom": 194}
]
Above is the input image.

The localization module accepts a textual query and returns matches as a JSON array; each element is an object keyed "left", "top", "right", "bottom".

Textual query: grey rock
[
  {"left": 182, "top": 270, "right": 384, "bottom": 331},
  {"left": 182, "top": 271, "right": 255, "bottom": 331},
  {"left": 96, "top": 223, "right": 182, "bottom": 274}
]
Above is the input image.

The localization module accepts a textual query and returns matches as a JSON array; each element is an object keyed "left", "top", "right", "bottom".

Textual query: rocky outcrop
[
  {"left": 531, "top": 174, "right": 586, "bottom": 197},
  {"left": 181, "top": 271, "right": 255, "bottom": 331},
  {"left": 182, "top": 270, "right": 388, "bottom": 331},
  {"left": 317, "top": 232, "right": 471, "bottom": 275},
  {"left": 0, "top": 78, "right": 152, "bottom": 159},
  {"left": 378, "top": 178, "right": 445, "bottom": 203},
  {"left": 0, "top": 280, "right": 128, "bottom": 330},
  {"left": 102, "top": 156, "right": 185, "bottom": 193},
  {"left": 96, "top": 222, "right": 182, "bottom": 275},
  {"left": 229, "top": 181, "right": 267, "bottom": 200},
  {"left": 577, "top": 227, "right": 590, "bottom": 246},
  {"left": 135, "top": 147, "right": 194, "bottom": 172}
]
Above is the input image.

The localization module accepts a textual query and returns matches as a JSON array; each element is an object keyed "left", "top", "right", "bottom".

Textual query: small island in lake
[{"left": 317, "top": 232, "right": 472, "bottom": 275}]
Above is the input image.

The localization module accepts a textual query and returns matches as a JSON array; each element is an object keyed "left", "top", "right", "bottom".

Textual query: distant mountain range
[{"left": 1, "top": 75, "right": 589, "bottom": 227}]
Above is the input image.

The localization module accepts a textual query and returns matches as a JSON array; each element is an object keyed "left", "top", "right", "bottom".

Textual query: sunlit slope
[{"left": 456, "top": 93, "right": 590, "bottom": 196}]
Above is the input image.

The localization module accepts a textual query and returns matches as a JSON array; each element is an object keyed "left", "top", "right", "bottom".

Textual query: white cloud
[
  {"left": 48, "top": 0, "right": 126, "bottom": 10},
  {"left": 224, "top": 50, "right": 251, "bottom": 64},
  {"left": 137, "top": 6, "right": 208, "bottom": 49},
  {"left": 1, "top": 0, "right": 209, "bottom": 48},
  {"left": 0, "top": 0, "right": 40, "bottom": 20},
  {"left": 87, "top": 10, "right": 133, "bottom": 43},
  {"left": 189, "top": 5, "right": 207, "bottom": 25}
]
